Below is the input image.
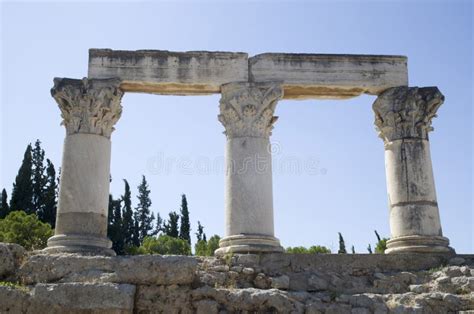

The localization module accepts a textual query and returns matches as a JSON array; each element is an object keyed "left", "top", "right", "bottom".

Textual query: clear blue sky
[{"left": 1, "top": 0, "right": 472, "bottom": 253}]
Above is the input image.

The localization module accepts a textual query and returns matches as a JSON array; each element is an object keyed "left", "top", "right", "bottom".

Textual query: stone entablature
[{"left": 88, "top": 49, "right": 408, "bottom": 99}]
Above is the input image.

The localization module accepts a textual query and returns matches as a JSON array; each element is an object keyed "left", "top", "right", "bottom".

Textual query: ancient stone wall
[{"left": 1, "top": 243, "right": 473, "bottom": 313}]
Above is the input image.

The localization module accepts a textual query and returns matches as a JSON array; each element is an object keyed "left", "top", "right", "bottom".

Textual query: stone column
[
  {"left": 215, "top": 82, "right": 284, "bottom": 255},
  {"left": 44, "top": 78, "right": 123, "bottom": 256},
  {"left": 373, "top": 86, "right": 454, "bottom": 254}
]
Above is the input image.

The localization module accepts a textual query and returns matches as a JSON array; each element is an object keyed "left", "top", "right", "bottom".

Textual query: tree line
[
  {"left": 285, "top": 231, "right": 388, "bottom": 254},
  {"left": 0, "top": 140, "right": 58, "bottom": 226},
  {"left": 1, "top": 140, "right": 388, "bottom": 255},
  {"left": 107, "top": 176, "right": 219, "bottom": 256},
  {"left": 0, "top": 140, "right": 220, "bottom": 256}
]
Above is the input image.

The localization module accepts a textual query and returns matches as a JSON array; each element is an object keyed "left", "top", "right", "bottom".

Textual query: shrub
[
  {"left": 286, "top": 245, "right": 331, "bottom": 254},
  {"left": 375, "top": 238, "right": 388, "bottom": 254},
  {"left": 206, "top": 235, "right": 220, "bottom": 256},
  {"left": 194, "top": 235, "right": 221, "bottom": 256},
  {"left": 308, "top": 245, "right": 331, "bottom": 254},
  {"left": 136, "top": 235, "right": 192, "bottom": 255},
  {"left": 0, "top": 211, "right": 53, "bottom": 250},
  {"left": 194, "top": 240, "right": 208, "bottom": 256},
  {"left": 374, "top": 230, "right": 389, "bottom": 254}
]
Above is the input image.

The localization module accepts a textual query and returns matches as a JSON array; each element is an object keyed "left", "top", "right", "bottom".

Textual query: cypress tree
[
  {"left": 32, "top": 140, "right": 46, "bottom": 215},
  {"left": 351, "top": 245, "right": 355, "bottom": 254},
  {"left": 108, "top": 194, "right": 114, "bottom": 235},
  {"left": 111, "top": 197, "right": 124, "bottom": 254},
  {"left": 337, "top": 232, "right": 347, "bottom": 254},
  {"left": 179, "top": 194, "right": 191, "bottom": 244},
  {"left": 154, "top": 212, "right": 163, "bottom": 235},
  {"left": 374, "top": 230, "right": 381, "bottom": 242},
  {"left": 0, "top": 189, "right": 9, "bottom": 219},
  {"left": 367, "top": 244, "right": 373, "bottom": 254},
  {"left": 121, "top": 180, "right": 134, "bottom": 246},
  {"left": 132, "top": 212, "right": 140, "bottom": 247},
  {"left": 195, "top": 221, "right": 206, "bottom": 242},
  {"left": 10, "top": 144, "right": 34, "bottom": 214},
  {"left": 164, "top": 211, "right": 179, "bottom": 238},
  {"left": 135, "top": 175, "right": 154, "bottom": 242},
  {"left": 41, "top": 159, "right": 57, "bottom": 227}
]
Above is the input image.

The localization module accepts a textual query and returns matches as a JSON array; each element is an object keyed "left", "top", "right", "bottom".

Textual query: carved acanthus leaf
[
  {"left": 218, "top": 82, "right": 283, "bottom": 138},
  {"left": 372, "top": 86, "right": 444, "bottom": 142},
  {"left": 51, "top": 77, "right": 124, "bottom": 138}
]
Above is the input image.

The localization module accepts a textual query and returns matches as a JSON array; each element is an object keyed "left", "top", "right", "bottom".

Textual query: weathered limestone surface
[
  {"left": 45, "top": 78, "right": 124, "bottom": 256},
  {"left": 19, "top": 254, "right": 198, "bottom": 285},
  {"left": 0, "top": 283, "right": 135, "bottom": 314},
  {"left": 1, "top": 245, "right": 473, "bottom": 313},
  {"left": 373, "top": 86, "right": 453, "bottom": 254},
  {"left": 0, "top": 243, "right": 26, "bottom": 280},
  {"left": 216, "top": 82, "right": 284, "bottom": 255},
  {"left": 88, "top": 49, "right": 249, "bottom": 95},
  {"left": 249, "top": 53, "right": 408, "bottom": 99},
  {"left": 88, "top": 49, "right": 407, "bottom": 98}
]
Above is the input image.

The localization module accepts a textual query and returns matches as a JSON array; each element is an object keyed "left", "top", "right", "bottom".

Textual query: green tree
[
  {"left": 132, "top": 235, "right": 191, "bottom": 255},
  {"left": 206, "top": 235, "right": 220, "bottom": 256},
  {"left": 374, "top": 230, "right": 388, "bottom": 254},
  {"left": 154, "top": 212, "right": 163, "bottom": 235},
  {"left": 194, "top": 240, "right": 208, "bottom": 256},
  {"left": 110, "top": 196, "right": 125, "bottom": 255},
  {"left": 338, "top": 232, "right": 347, "bottom": 254},
  {"left": 367, "top": 244, "right": 373, "bottom": 254},
  {"left": 351, "top": 245, "right": 355, "bottom": 254},
  {"left": 195, "top": 221, "right": 206, "bottom": 242},
  {"left": 193, "top": 235, "right": 222, "bottom": 256},
  {"left": 135, "top": 175, "right": 155, "bottom": 242},
  {"left": 308, "top": 245, "right": 331, "bottom": 254},
  {"left": 40, "top": 159, "right": 57, "bottom": 227},
  {"left": 0, "top": 189, "right": 9, "bottom": 219},
  {"left": 10, "top": 144, "right": 34, "bottom": 214},
  {"left": 32, "top": 140, "right": 46, "bottom": 216},
  {"left": 121, "top": 180, "right": 134, "bottom": 246},
  {"left": 286, "top": 245, "right": 331, "bottom": 254},
  {"left": 163, "top": 211, "right": 179, "bottom": 238},
  {"left": 132, "top": 212, "right": 141, "bottom": 247},
  {"left": 108, "top": 194, "right": 114, "bottom": 235},
  {"left": 286, "top": 246, "right": 309, "bottom": 254},
  {"left": 0, "top": 211, "right": 53, "bottom": 250},
  {"left": 179, "top": 194, "right": 191, "bottom": 245}
]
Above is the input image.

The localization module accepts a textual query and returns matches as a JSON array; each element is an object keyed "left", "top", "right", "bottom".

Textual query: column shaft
[
  {"left": 373, "top": 86, "right": 453, "bottom": 254},
  {"left": 216, "top": 82, "right": 284, "bottom": 255},
  {"left": 226, "top": 137, "right": 274, "bottom": 236},
  {"left": 45, "top": 78, "right": 123, "bottom": 256}
]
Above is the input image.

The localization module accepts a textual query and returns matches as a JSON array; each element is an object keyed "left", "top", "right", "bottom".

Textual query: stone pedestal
[
  {"left": 373, "top": 86, "right": 454, "bottom": 254},
  {"left": 44, "top": 78, "right": 123, "bottom": 256},
  {"left": 215, "top": 82, "right": 284, "bottom": 255}
]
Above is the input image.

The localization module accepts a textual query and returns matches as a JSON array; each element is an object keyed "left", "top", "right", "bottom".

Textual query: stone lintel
[
  {"left": 88, "top": 49, "right": 249, "bottom": 95},
  {"left": 88, "top": 49, "right": 408, "bottom": 98},
  {"left": 250, "top": 53, "right": 408, "bottom": 99}
]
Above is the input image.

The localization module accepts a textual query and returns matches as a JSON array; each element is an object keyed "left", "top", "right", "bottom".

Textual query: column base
[
  {"left": 385, "top": 235, "right": 455, "bottom": 254},
  {"left": 215, "top": 234, "right": 284, "bottom": 256},
  {"left": 44, "top": 234, "right": 116, "bottom": 256}
]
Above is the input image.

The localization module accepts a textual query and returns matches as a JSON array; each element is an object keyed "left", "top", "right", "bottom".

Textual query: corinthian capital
[
  {"left": 218, "top": 82, "right": 283, "bottom": 138},
  {"left": 51, "top": 78, "right": 124, "bottom": 138},
  {"left": 372, "top": 86, "right": 444, "bottom": 142}
]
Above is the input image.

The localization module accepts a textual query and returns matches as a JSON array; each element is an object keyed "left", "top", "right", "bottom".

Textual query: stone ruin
[
  {"left": 1, "top": 49, "right": 472, "bottom": 313},
  {"left": 1, "top": 243, "right": 473, "bottom": 312},
  {"left": 46, "top": 49, "right": 452, "bottom": 256}
]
